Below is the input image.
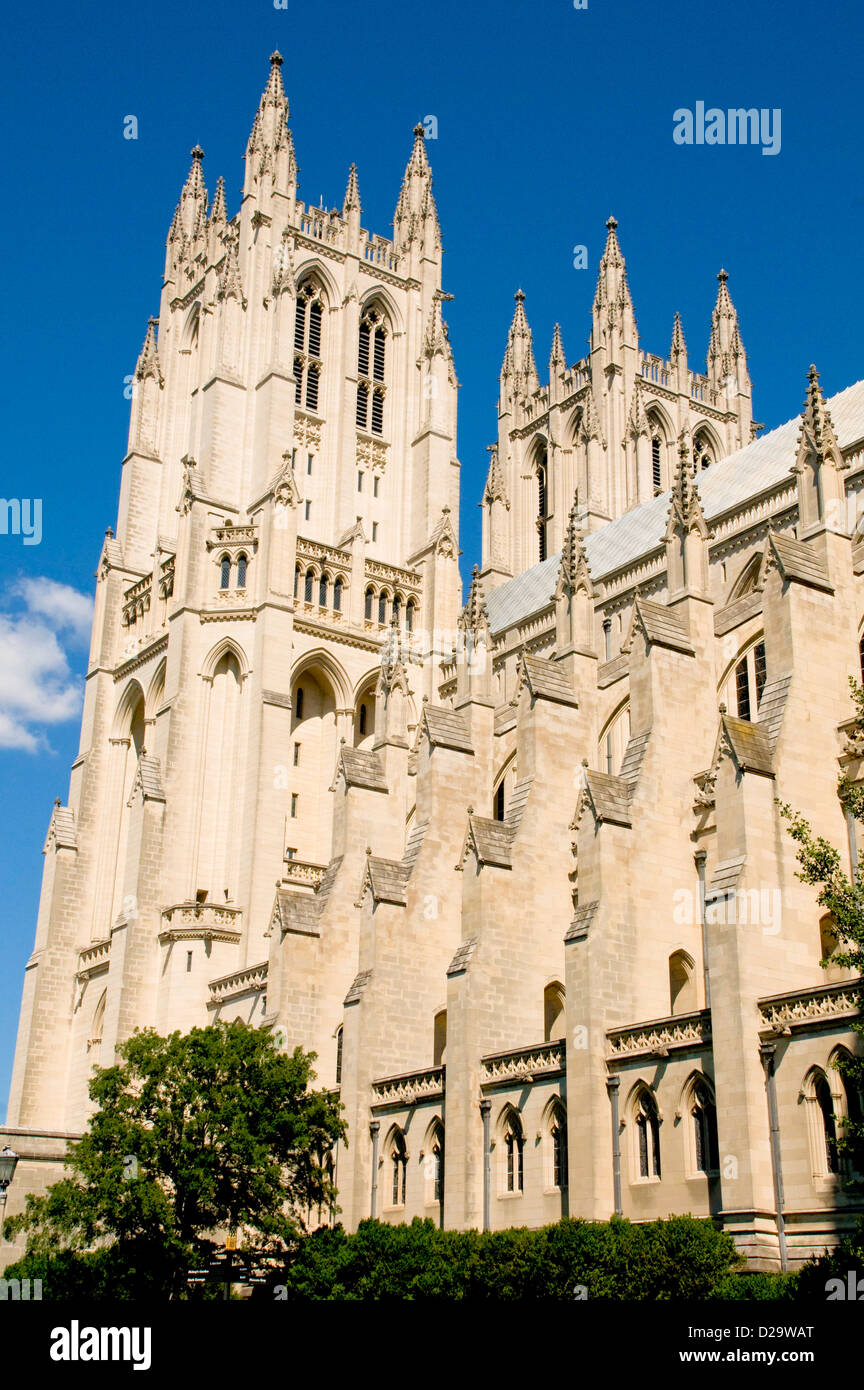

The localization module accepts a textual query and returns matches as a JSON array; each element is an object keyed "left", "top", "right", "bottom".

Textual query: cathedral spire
[
  {"left": 244, "top": 51, "right": 294, "bottom": 198},
  {"left": 135, "top": 317, "right": 163, "bottom": 387},
  {"left": 549, "top": 322, "right": 566, "bottom": 373},
  {"left": 343, "top": 162, "right": 362, "bottom": 216},
  {"left": 177, "top": 145, "right": 208, "bottom": 239},
  {"left": 591, "top": 216, "right": 637, "bottom": 361},
  {"left": 794, "top": 365, "right": 848, "bottom": 536},
  {"left": 554, "top": 495, "right": 594, "bottom": 657},
  {"left": 670, "top": 311, "right": 687, "bottom": 361},
  {"left": 217, "top": 228, "right": 245, "bottom": 305},
  {"left": 165, "top": 146, "right": 209, "bottom": 281},
  {"left": 593, "top": 216, "right": 633, "bottom": 316},
  {"left": 707, "top": 269, "right": 747, "bottom": 381},
  {"left": 665, "top": 432, "right": 711, "bottom": 598},
  {"left": 393, "top": 124, "right": 439, "bottom": 252},
  {"left": 500, "top": 289, "right": 539, "bottom": 398},
  {"left": 209, "top": 175, "right": 227, "bottom": 231},
  {"left": 483, "top": 443, "right": 509, "bottom": 509}
]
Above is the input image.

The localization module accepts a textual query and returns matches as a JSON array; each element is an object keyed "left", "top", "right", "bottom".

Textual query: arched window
[
  {"left": 652, "top": 434, "right": 663, "bottom": 494},
  {"left": 294, "top": 281, "right": 325, "bottom": 414},
  {"left": 378, "top": 591, "right": 388, "bottom": 625},
  {"left": 494, "top": 780, "right": 505, "bottom": 821},
  {"left": 359, "top": 703, "right": 367, "bottom": 736},
  {"left": 304, "top": 569, "right": 314, "bottom": 604},
  {"left": 388, "top": 1129, "right": 407, "bottom": 1207},
  {"left": 815, "top": 1073, "right": 840, "bottom": 1175},
  {"left": 537, "top": 450, "right": 548, "bottom": 563},
  {"left": 669, "top": 950, "right": 697, "bottom": 1015},
  {"left": 236, "top": 553, "right": 247, "bottom": 589},
  {"left": 502, "top": 1110, "right": 524, "bottom": 1193},
  {"left": 548, "top": 1101, "right": 568, "bottom": 1190},
  {"left": 294, "top": 564, "right": 301, "bottom": 599},
  {"left": 295, "top": 686, "right": 304, "bottom": 720},
  {"left": 319, "top": 573, "right": 328, "bottom": 607},
  {"left": 634, "top": 1088, "right": 661, "bottom": 1180},
  {"left": 544, "top": 981, "right": 566, "bottom": 1042},
  {"left": 365, "top": 587, "right": 374, "bottom": 621},
  {"left": 690, "top": 1079, "right": 719, "bottom": 1174},
  {"left": 220, "top": 554, "right": 231, "bottom": 589},
  {"left": 430, "top": 1125, "right": 445, "bottom": 1204},
  {"left": 693, "top": 430, "right": 714, "bottom": 471},
  {"left": 357, "top": 307, "right": 388, "bottom": 436},
  {"left": 333, "top": 577, "right": 343, "bottom": 612},
  {"left": 405, "top": 600, "right": 414, "bottom": 633},
  {"left": 335, "top": 1026, "right": 343, "bottom": 1087},
  {"left": 731, "top": 639, "right": 767, "bottom": 721}
]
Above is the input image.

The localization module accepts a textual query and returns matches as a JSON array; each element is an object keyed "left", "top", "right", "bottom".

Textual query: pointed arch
[
  {"left": 542, "top": 1095, "right": 568, "bottom": 1192},
  {"left": 145, "top": 658, "right": 167, "bottom": 718},
  {"left": 669, "top": 948, "right": 697, "bottom": 1015},
  {"left": 690, "top": 419, "right": 723, "bottom": 468},
  {"left": 719, "top": 632, "right": 767, "bottom": 721},
  {"left": 182, "top": 299, "right": 202, "bottom": 351},
  {"left": 201, "top": 636, "right": 250, "bottom": 682},
  {"left": 358, "top": 284, "right": 404, "bottom": 336},
  {"left": 680, "top": 1071, "right": 719, "bottom": 1176},
  {"left": 290, "top": 648, "right": 352, "bottom": 709},
  {"left": 383, "top": 1123, "right": 408, "bottom": 1208},
  {"left": 627, "top": 1081, "right": 662, "bottom": 1182},
  {"left": 423, "top": 1116, "right": 445, "bottom": 1212},
  {"left": 292, "top": 256, "right": 339, "bottom": 309},
  {"left": 113, "top": 679, "right": 146, "bottom": 742},
  {"left": 802, "top": 1066, "right": 841, "bottom": 1179},
  {"left": 727, "top": 553, "right": 764, "bottom": 603},
  {"left": 88, "top": 989, "right": 107, "bottom": 1053},
  {"left": 598, "top": 698, "right": 631, "bottom": 776},
  {"left": 543, "top": 980, "right": 566, "bottom": 1041},
  {"left": 497, "top": 1103, "right": 525, "bottom": 1194}
]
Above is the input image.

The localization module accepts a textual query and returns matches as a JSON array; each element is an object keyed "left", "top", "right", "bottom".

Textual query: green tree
[
  {"left": 7, "top": 1020, "right": 345, "bottom": 1297},
  {"left": 779, "top": 677, "right": 864, "bottom": 1181}
]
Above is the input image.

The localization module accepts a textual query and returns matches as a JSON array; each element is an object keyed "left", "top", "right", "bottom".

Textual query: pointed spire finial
[
  {"left": 670, "top": 311, "right": 687, "bottom": 359},
  {"left": 343, "top": 162, "right": 362, "bottom": 215},
  {"left": 270, "top": 49, "right": 283, "bottom": 66}
]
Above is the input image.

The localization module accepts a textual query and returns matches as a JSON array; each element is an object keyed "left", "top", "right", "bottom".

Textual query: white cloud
[
  {"left": 12, "top": 577, "right": 93, "bottom": 645},
  {"left": 0, "top": 579, "right": 92, "bottom": 751}
]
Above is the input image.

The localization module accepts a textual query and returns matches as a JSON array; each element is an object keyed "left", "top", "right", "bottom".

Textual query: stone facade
[{"left": 4, "top": 54, "right": 864, "bottom": 1272}]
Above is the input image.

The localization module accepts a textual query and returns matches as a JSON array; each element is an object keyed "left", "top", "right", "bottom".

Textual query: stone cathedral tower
[
  {"left": 6, "top": 55, "right": 864, "bottom": 1271},
  {"left": 7, "top": 53, "right": 461, "bottom": 1141}
]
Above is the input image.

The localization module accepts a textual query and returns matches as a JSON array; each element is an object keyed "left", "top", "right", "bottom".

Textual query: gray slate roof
[{"left": 485, "top": 377, "right": 864, "bottom": 636}]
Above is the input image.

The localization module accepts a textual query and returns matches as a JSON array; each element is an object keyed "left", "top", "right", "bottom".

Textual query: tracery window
[
  {"left": 693, "top": 430, "right": 714, "bottom": 471},
  {"left": 733, "top": 639, "right": 767, "bottom": 721},
  {"left": 691, "top": 1080, "right": 719, "bottom": 1174},
  {"left": 294, "top": 281, "right": 324, "bottom": 413},
  {"left": 503, "top": 1111, "right": 524, "bottom": 1193},
  {"left": 357, "top": 307, "right": 387, "bottom": 437},
  {"left": 635, "top": 1089, "right": 661, "bottom": 1180},
  {"left": 389, "top": 1129, "right": 407, "bottom": 1206},
  {"left": 537, "top": 451, "right": 549, "bottom": 562},
  {"left": 220, "top": 554, "right": 231, "bottom": 589}
]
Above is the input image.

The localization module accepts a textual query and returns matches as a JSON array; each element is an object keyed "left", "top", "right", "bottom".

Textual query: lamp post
[{"left": 0, "top": 1146, "right": 20, "bottom": 1244}]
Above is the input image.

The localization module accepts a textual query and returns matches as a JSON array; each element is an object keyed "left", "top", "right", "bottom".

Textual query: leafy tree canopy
[{"left": 7, "top": 1020, "right": 345, "bottom": 1295}]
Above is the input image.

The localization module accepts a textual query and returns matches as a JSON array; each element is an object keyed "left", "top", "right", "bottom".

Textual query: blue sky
[{"left": 2, "top": 0, "right": 862, "bottom": 1116}]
